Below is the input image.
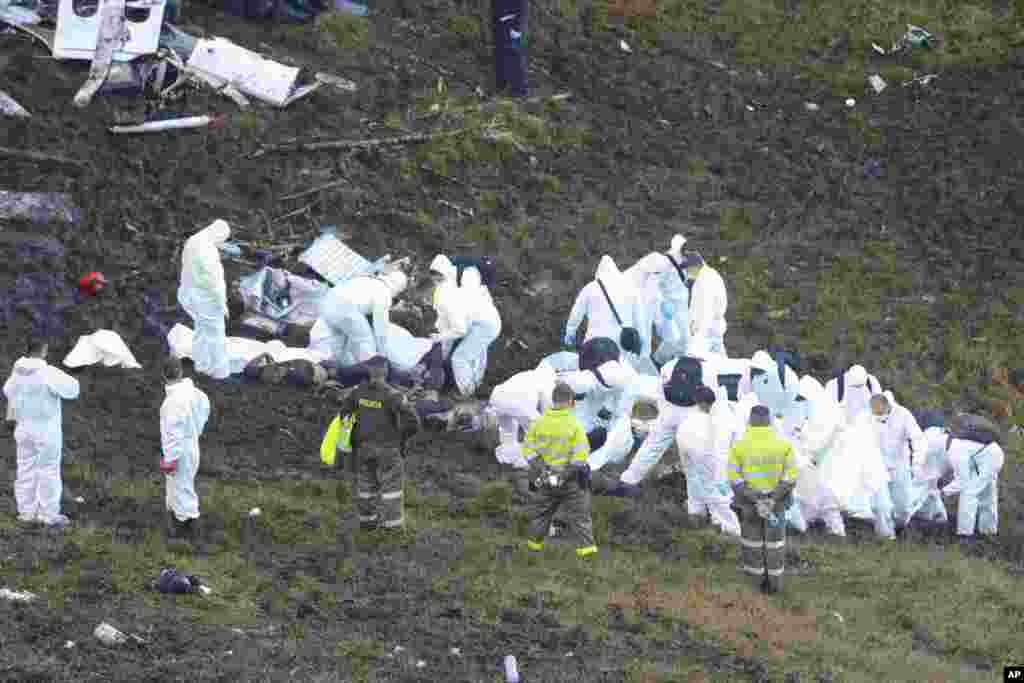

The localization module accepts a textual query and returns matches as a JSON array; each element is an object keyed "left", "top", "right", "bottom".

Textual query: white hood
[
  {"left": 798, "top": 374, "right": 825, "bottom": 402},
  {"left": 750, "top": 350, "right": 774, "bottom": 372},
  {"left": 595, "top": 254, "right": 621, "bottom": 284},
  {"left": 668, "top": 234, "right": 687, "bottom": 260},
  {"left": 847, "top": 364, "right": 868, "bottom": 386},
  {"left": 429, "top": 254, "right": 457, "bottom": 280}
]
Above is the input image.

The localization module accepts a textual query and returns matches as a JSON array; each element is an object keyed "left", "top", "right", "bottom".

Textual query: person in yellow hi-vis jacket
[
  {"left": 521, "top": 383, "right": 597, "bottom": 558},
  {"left": 335, "top": 356, "right": 420, "bottom": 531}
]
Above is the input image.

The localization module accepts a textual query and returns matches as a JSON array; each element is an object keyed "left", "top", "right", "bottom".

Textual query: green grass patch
[
  {"left": 317, "top": 11, "right": 369, "bottom": 49},
  {"left": 446, "top": 14, "right": 481, "bottom": 39},
  {"left": 719, "top": 205, "right": 754, "bottom": 241}
]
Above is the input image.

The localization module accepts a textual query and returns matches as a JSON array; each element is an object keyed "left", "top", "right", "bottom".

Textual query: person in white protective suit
[
  {"left": 3, "top": 339, "right": 80, "bottom": 526},
  {"left": 315, "top": 268, "right": 409, "bottom": 367},
  {"left": 676, "top": 385, "right": 741, "bottom": 536},
  {"left": 429, "top": 264, "right": 502, "bottom": 398},
  {"left": 681, "top": 252, "right": 728, "bottom": 357},
  {"left": 488, "top": 360, "right": 557, "bottom": 468},
  {"left": 158, "top": 355, "right": 211, "bottom": 536},
  {"left": 611, "top": 354, "right": 729, "bottom": 496},
  {"left": 869, "top": 392, "right": 926, "bottom": 531},
  {"left": 790, "top": 376, "right": 855, "bottom": 537},
  {"left": 623, "top": 235, "right": 690, "bottom": 367},
  {"left": 824, "top": 364, "right": 882, "bottom": 425},
  {"left": 901, "top": 411, "right": 952, "bottom": 525},
  {"left": 178, "top": 219, "right": 232, "bottom": 379},
  {"left": 565, "top": 255, "right": 648, "bottom": 372},
  {"left": 947, "top": 433, "right": 1004, "bottom": 537},
  {"left": 734, "top": 351, "right": 801, "bottom": 428},
  {"left": 558, "top": 352, "right": 641, "bottom": 471}
]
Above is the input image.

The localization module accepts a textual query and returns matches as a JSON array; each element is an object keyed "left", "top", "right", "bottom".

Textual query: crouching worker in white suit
[
  {"left": 678, "top": 385, "right": 741, "bottom": 536},
  {"left": 489, "top": 360, "right": 557, "bottom": 468},
  {"left": 159, "top": 355, "right": 211, "bottom": 538},
  {"left": 178, "top": 219, "right": 232, "bottom": 379},
  {"left": 4, "top": 337, "right": 80, "bottom": 527},
  {"left": 317, "top": 268, "right": 409, "bottom": 367}
]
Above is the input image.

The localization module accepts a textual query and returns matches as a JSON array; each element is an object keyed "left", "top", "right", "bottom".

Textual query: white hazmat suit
[
  {"left": 872, "top": 396, "right": 926, "bottom": 528},
  {"left": 947, "top": 437, "right": 1004, "bottom": 536},
  {"left": 790, "top": 376, "right": 848, "bottom": 536},
  {"left": 160, "top": 378, "right": 211, "bottom": 522},
  {"left": 489, "top": 361, "right": 557, "bottom": 468},
  {"left": 624, "top": 235, "right": 689, "bottom": 364},
  {"left": 3, "top": 356, "right": 80, "bottom": 525},
  {"left": 676, "top": 407, "right": 741, "bottom": 536},
  {"left": 178, "top": 220, "right": 232, "bottom": 379},
  {"left": 687, "top": 264, "right": 728, "bottom": 357},
  {"left": 559, "top": 359, "right": 639, "bottom": 470},
  {"left": 316, "top": 270, "right": 409, "bottom": 366},
  {"left": 825, "top": 365, "right": 882, "bottom": 425}
]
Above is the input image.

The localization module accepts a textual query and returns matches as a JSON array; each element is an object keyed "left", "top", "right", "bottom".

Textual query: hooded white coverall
[
  {"left": 559, "top": 359, "right": 639, "bottom": 470},
  {"left": 617, "top": 355, "right": 727, "bottom": 486},
  {"left": 872, "top": 399, "right": 926, "bottom": 529},
  {"left": 687, "top": 264, "right": 728, "bottom": 357},
  {"left": 624, "top": 235, "right": 690, "bottom": 366},
  {"left": 160, "top": 378, "right": 211, "bottom": 522},
  {"left": 317, "top": 270, "right": 408, "bottom": 366},
  {"left": 432, "top": 278, "right": 502, "bottom": 398},
  {"left": 903, "top": 426, "right": 952, "bottom": 524},
  {"left": 677, "top": 408, "right": 741, "bottom": 536},
  {"left": 178, "top": 220, "right": 232, "bottom": 379},
  {"left": 824, "top": 365, "right": 882, "bottom": 425},
  {"left": 3, "top": 357, "right": 80, "bottom": 524},
  {"left": 489, "top": 361, "right": 556, "bottom": 468},
  {"left": 791, "top": 376, "right": 849, "bottom": 536},
  {"left": 947, "top": 437, "right": 1004, "bottom": 536}
]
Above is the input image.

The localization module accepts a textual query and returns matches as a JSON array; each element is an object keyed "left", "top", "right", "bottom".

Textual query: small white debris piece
[
  {"left": 619, "top": 39, "right": 631, "bottom": 53},
  {"left": 565, "top": 651, "right": 575, "bottom": 658},
  {"left": 450, "top": 647, "right": 461, "bottom": 656},
  {"left": 315, "top": 73, "right": 358, "bottom": 92},
  {"left": 0, "top": 588, "right": 38, "bottom": 602},
  {"left": 868, "top": 74, "right": 887, "bottom": 94},
  {"left": 745, "top": 105, "right": 754, "bottom": 112},
  {"left": 710, "top": 60, "right": 726, "bottom": 69},
  {"left": 833, "top": 611, "right": 844, "bottom": 623},
  {"left": 872, "top": 43, "right": 886, "bottom": 55},
  {"left": 249, "top": 507, "right": 261, "bottom": 517},
  {"left": 416, "top": 660, "right": 426, "bottom": 669},
  {"left": 198, "top": 585, "right": 212, "bottom": 595},
  {"left": 845, "top": 98, "right": 856, "bottom": 107},
  {"left": 74, "top": 496, "right": 85, "bottom": 503},
  {"left": 64, "top": 641, "right": 76, "bottom": 649},
  {"left": 394, "top": 645, "right": 405, "bottom": 653},
  {"left": 804, "top": 102, "right": 820, "bottom": 112}
]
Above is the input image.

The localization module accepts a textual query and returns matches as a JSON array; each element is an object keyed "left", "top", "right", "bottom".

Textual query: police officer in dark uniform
[
  {"left": 492, "top": 0, "right": 528, "bottom": 97},
  {"left": 336, "top": 356, "right": 421, "bottom": 531}
]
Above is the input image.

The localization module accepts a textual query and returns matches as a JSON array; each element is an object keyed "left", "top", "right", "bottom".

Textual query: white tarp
[
  {"left": 63, "top": 330, "right": 141, "bottom": 369},
  {"left": 298, "top": 229, "right": 384, "bottom": 285},
  {"left": 167, "top": 323, "right": 329, "bottom": 375},
  {"left": 236, "top": 266, "right": 329, "bottom": 327}
]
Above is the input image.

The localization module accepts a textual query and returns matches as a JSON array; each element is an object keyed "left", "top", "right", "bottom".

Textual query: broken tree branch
[
  {"left": 250, "top": 129, "right": 468, "bottom": 159},
  {"left": 0, "top": 146, "right": 89, "bottom": 168},
  {"left": 278, "top": 178, "right": 348, "bottom": 202},
  {"left": 437, "top": 199, "right": 475, "bottom": 218}
]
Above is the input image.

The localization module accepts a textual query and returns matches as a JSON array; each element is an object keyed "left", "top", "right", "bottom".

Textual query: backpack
[
  {"left": 915, "top": 410, "right": 945, "bottom": 431},
  {"left": 716, "top": 373, "right": 742, "bottom": 401},
  {"left": 449, "top": 256, "right": 498, "bottom": 288},
  {"left": 596, "top": 278, "right": 642, "bottom": 355},
  {"left": 578, "top": 337, "right": 620, "bottom": 374},
  {"left": 949, "top": 413, "right": 1002, "bottom": 446},
  {"left": 664, "top": 356, "right": 703, "bottom": 407},
  {"left": 834, "top": 370, "right": 879, "bottom": 403},
  {"left": 767, "top": 347, "right": 800, "bottom": 386}
]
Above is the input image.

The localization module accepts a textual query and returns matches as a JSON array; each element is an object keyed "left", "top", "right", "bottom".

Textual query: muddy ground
[{"left": 1, "top": 0, "right": 1023, "bottom": 680}]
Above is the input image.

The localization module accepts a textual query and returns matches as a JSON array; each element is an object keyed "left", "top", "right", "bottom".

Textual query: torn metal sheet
[
  {"left": 315, "top": 72, "right": 357, "bottom": 92},
  {"left": 70, "top": 0, "right": 126, "bottom": 108},
  {"left": 298, "top": 228, "right": 392, "bottom": 285},
  {"left": 0, "top": 89, "right": 30, "bottom": 117},
  {"left": 186, "top": 37, "right": 320, "bottom": 108},
  {"left": 0, "top": 17, "right": 54, "bottom": 49},
  {"left": 0, "top": 191, "right": 81, "bottom": 223},
  {"left": 54, "top": 0, "right": 166, "bottom": 62}
]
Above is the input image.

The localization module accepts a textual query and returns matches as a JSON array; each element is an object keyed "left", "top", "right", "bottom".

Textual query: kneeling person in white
[
  {"left": 948, "top": 433, "right": 1004, "bottom": 537},
  {"left": 489, "top": 361, "right": 557, "bottom": 467},
  {"left": 3, "top": 338, "right": 80, "bottom": 526},
  {"left": 160, "top": 356, "right": 211, "bottom": 531}
]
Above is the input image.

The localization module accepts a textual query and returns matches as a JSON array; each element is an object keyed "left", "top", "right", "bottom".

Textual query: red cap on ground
[{"left": 78, "top": 271, "right": 106, "bottom": 296}]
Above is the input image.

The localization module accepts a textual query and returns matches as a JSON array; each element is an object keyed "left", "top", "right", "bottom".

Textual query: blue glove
[
  {"left": 572, "top": 461, "right": 592, "bottom": 488},
  {"left": 661, "top": 301, "right": 674, "bottom": 320},
  {"left": 564, "top": 331, "right": 576, "bottom": 347},
  {"left": 718, "top": 482, "right": 731, "bottom": 496},
  {"left": 766, "top": 512, "right": 780, "bottom": 528}
]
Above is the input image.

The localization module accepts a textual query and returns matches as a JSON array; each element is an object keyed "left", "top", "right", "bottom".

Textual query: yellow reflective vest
[
  {"left": 522, "top": 408, "right": 590, "bottom": 466},
  {"left": 727, "top": 425, "right": 797, "bottom": 492}
]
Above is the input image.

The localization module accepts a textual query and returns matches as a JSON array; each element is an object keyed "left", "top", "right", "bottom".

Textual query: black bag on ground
[
  {"left": 949, "top": 413, "right": 1002, "bottom": 446},
  {"left": 450, "top": 256, "right": 498, "bottom": 288},
  {"left": 578, "top": 336, "right": 621, "bottom": 373},
  {"left": 665, "top": 356, "right": 704, "bottom": 407},
  {"left": 595, "top": 278, "right": 642, "bottom": 355}
]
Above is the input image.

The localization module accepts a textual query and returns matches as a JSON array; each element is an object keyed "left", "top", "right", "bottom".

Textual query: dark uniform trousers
[
  {"left": 738, "top": 501, "right": 787, "bottom": 592},
  {"left": 355, "top": 442, "right": 404, "bottom": 529},
  {"left": 524, "top": 476, "right": 595, "bottom": 551},
  {"left": 492, "top": 0, "right": 528, "bottom": 96}
]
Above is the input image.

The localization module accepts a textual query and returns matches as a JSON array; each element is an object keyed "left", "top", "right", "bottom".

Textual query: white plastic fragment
[
  {"left": 804, "top": 102, "right": 820, "bottom": 112},
  {"left": 745, "top": 105, "right": 754, "bottom": 112},
  {"left": 187, "top": 37, "right": 321, "bottom": 108},
  {"left": 393, "top": 645, "right": 405, "bottom": 653},
  {"left": 416, "top": 660, "right": 426, "bottom": 669},
  {"left": 619, "top": 39, "right": 631, "bottom": 53},
  {"left": 53, "top": 0, "right": 166, "bottom": 62},
  {"left": 74, "top": 496, "right": 85, "bottom": 503},
  {"left": 109, "top": 114, "right": 223, "bottom": 134},
  {"left": 94, "top": 622, "right": 128, "bottom": 646},
  {"left": 871, "top": 43, "right": 886, "bottom": 55},
  {"left": 63, "top": 330, "right": 142, "bottom": 369},
  {"left": 0, "top": 89, "right": 30, "bottom": 118},
  {"left": 64, "top": 641, "right": 76, "bottom": 649},
  {"left": 0, "top": 588, "right": 38, "bottom": 602},
  {"left": 833, "top": 611, "right": 844, "bottom": 623},
  {"left": 315, "top": 73, "right": 358, "bottom": 92},
  {"left": 449, "top": 647, "right": 461, "bottom": 656},
  {"left": 249, "top": 507, "right": 261, "bottom": 517},
  {"left": 868, "top": 74, "right": 887, "bottom": 94},
  {"left": 845, "top": 98, "right": 856, "bottom": 107}
]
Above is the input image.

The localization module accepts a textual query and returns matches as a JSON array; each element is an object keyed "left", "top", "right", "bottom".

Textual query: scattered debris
[
  {"left": 868, "top": 74, "right": 887, "bottom": 94},
  {"left": 0, "top": 17, "right": 53, "bottom": 49},
  {"left": 54, "top": 0, "right": 165, "bottom": 62},
  {"left": 250, "top": 128, "right": 468, "bottom": 159},
  {"left": 249, "top": 507, "right": 261, "bottom": 516},
  {"left": 94, "top": 622, "right": 128, "bottom": 646},
  {"left": 0, "top": 0, "right": 40, "bottom": 25},
  {"left": 833, "top": 611, "right": 844, "bottom": 623},
  {"left": 745, "top": 104, "right": 754, "bottom": 112},
  {"left": 237, "top": 266, "right": 329, "bottom": 327},
  {"left": 804, "top": 102, "right": 820, "bottom": 112},
  {"left": 298, "top": 227, "right": 394, "bottom": 285},
  {"left": 0, "top": 191, "right": 81, "bottom": 223},
  {"left": 902, "top": 73, "right": 938, "bottom": 87},
  {"left": 64, "top": 330, "right": 142, "bottom": 369},
  {"left": 449, "top": 647, "right": 461, "bottom": 656},
  {"left": 0, "top": 145, "right": 89, "bottom": 168},
  {"left": 0, "top": 588, "right": 38, "bottom": 602},
  {"left": 109, "top": 113, "right": 223, "bottom": 134},
  {"left": 415, "top": 660, "right": 426, "bottom": 669},
  {"left": 0, "top": 89, "right": 30, "bottom": 118},
  {"left": 871, "top": 42, "right": 886, "bottom": 56},
  {"left": 68, "top": 0, "right": 128, "bottom": 108},
  {"left": 504, "top": 654, "right": 520, "bottom": 682},
  {"left": 186, "top": 37, "right": 321, "bottom": 108},
  {"left": 618, "top": 39, "right": 631, "bottom": 53},
  {"left": 437, "top": 199, "right": 475, "bottom": 218},
  {"left": 64, "top": 641, "right": 76, "bottom": 649},
  {"left": 845, "top": 98, "right": 856, "bottom": 108},
  {"left": 74, "top": 496, "right": 85, "bottom": 503}
]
